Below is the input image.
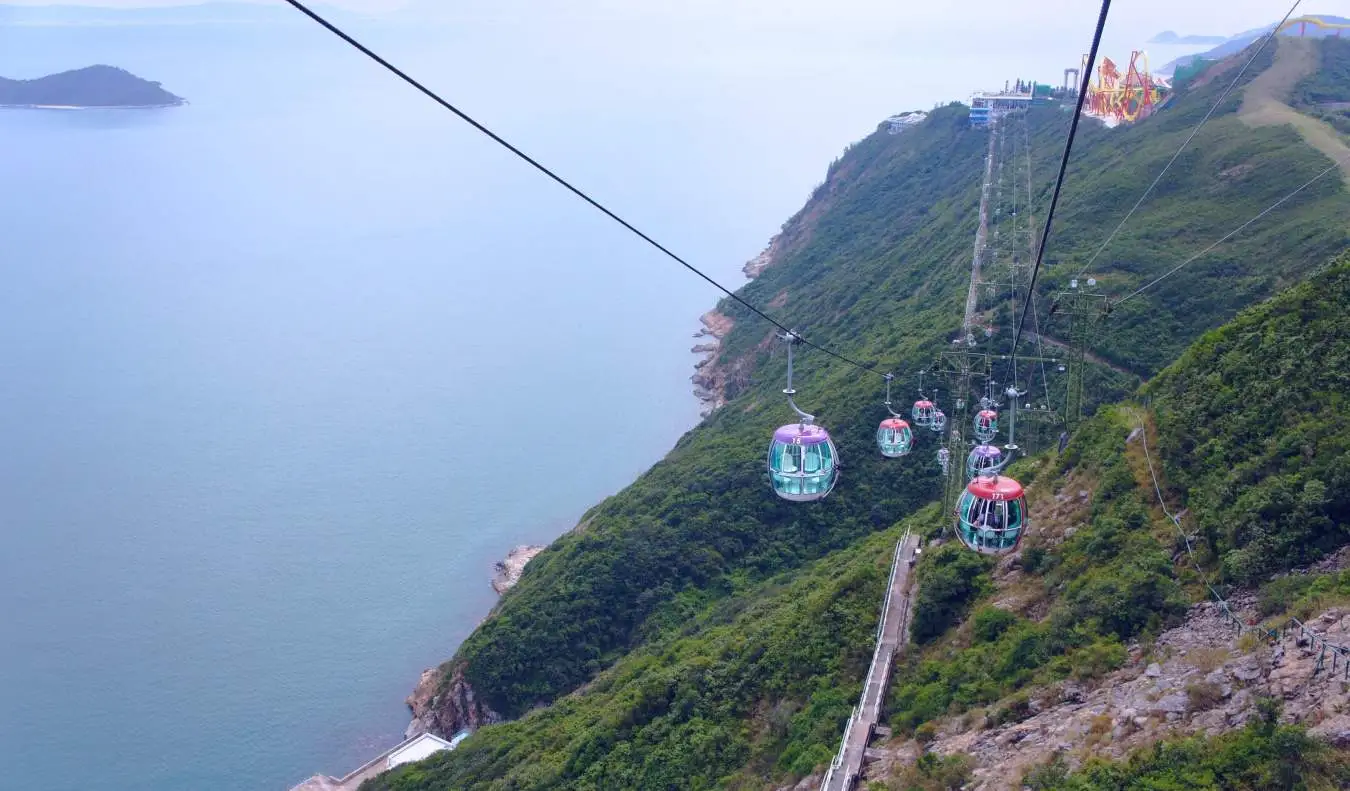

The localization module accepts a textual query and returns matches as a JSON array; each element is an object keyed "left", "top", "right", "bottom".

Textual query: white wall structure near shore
[{"left": 289, "top": 732, "right": 461, "bottom": 791}]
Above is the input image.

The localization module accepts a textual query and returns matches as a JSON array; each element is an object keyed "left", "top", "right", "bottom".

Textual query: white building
[
  {"left": 290, "top": 731, "right": 466, "bottom": 791},
  {"left": 386, "top": 733, "right": 453, "bottom": 770}
]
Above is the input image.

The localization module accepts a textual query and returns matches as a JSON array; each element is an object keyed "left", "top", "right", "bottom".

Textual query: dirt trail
[{"left": 1239, "top": 37, "right": 1350, "bottom": 189}]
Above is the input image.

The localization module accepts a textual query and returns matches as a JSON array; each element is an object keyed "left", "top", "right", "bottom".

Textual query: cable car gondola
[
  {"left": 955, "top": 474, "right": 1028, "bottom": 554},
  {"left": 911, "top": 370, "right": 935, "bottom": 427},
  {"left": 912, "top": 399, "right": 936, "bottom": 427},
  {"left": 973, "top": 409, "right": 999, "bottom": 443},
  {"left": 966, "top": 444, "right": 1005, "bottom": 479},
  {"left": 767, "top": 332, "right": 838, "bottom": 502},
  {"left": 877, "top": 418, "right": 913, "bottom": 458},
  {"left": 930, "top": 408, "right": 947, "bottom": 432},
  {"left": 877, "top": 374, "right": 914, "bottom": 458}
]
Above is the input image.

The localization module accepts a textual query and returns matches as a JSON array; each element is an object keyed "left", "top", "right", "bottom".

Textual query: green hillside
[
  {"left": 366, "top": 36, "right": 1350, "bottom": 790},
  {"left": 879, "top": 250, "right": 1350, "bottom": 789},
  {"left": 375, "top": 524, "right": 920, "bottom": 790}
]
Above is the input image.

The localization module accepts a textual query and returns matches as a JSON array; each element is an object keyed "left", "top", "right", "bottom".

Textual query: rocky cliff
[
  {"left": 491, "top": 545, "right": 544, "bottom": 594},
  {"left": 405, "top": 664, "right": 502, "bottom": 739},
  {"left": 405, "top": 545, "right": 544, "bottom": 737},
  {"left": 864, "top": 600, "right": 1350, "bottom": 789}
]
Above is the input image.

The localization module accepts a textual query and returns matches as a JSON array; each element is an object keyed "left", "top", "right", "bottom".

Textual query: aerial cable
[
  {"left": 1075, "top": 0, "right": 1304, "bottom": 279},
  {"left": 1009, "top": 0, "right": 1112, "bottom": 369},
  {"left": 278, "top": 0, "right": 886, "bottom": 379},
  {"left": 1113, "top": 155, "right": 1346, "bottom": 306},
  {"left": 1029, "top": 283, "right": 1053, "bottom": 413}
]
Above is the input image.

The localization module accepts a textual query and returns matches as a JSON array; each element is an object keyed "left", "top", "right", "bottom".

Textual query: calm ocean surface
[{"left": 0, "top": 8, "right": 1208, "bottom": 789}]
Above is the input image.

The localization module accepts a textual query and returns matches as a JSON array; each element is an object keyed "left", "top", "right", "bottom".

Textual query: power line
[
  {"left": 278, "top": 0, "right": 885, "bottom": 378},
  {"left": 1113, "top": 156, "right": 1346, "bottom": 306},
  {"left": 1075, "top": 0, "right": 1303, "bottom": 279},
  {"left": 1010, "top": 0, "right": 1113, "bottom": 368}
]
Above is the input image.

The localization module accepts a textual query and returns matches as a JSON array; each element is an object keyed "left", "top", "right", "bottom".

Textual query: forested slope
[
  {"left": 877, "top": 251, "right": 1350, "bottom": 788},
  {"left": 372, "top": 35, "right": 1350, "bottom": 790}
]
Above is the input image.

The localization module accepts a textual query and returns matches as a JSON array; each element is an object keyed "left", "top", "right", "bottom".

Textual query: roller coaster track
[{"left": 1278, "top": 15, "right": 1350, "bottom": 36}]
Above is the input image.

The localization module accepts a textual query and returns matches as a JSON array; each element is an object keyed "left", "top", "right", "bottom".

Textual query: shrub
[
  {"left": 894, "top": 753, "right": 974, "bottom": 791},
  {"left": 1066, "top": 636, "right": 1127, "bottom": 680},
  {"left": 971, "top": 606, "right": 1018, "bottom": 643},
  {"left": 911, "top": 546, "right": 994, "bottom": 643},
  {"left": 1186, "top": 681, "right": 1225, "bottom": 713}
]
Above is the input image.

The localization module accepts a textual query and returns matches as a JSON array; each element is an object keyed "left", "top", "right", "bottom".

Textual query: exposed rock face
[
  {"left": 868, "top": 601, "right": 1350, "bottom": 790},
  {"left": 690, "top": 310, "right": 735, "bottom": 415},
  {"left": 492, "top": 545, "right": 545, "bottom": 594},
  {"left": 405, "top": 662, "right": 503, "bottom": 739}
]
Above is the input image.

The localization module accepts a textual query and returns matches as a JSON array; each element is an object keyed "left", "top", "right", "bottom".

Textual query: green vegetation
[
  {"left": 364, "top": 528, "right": 909, "bottom": 790},
  {"left": 377, "top": 37, "right": 1350, "bottom": 790},
  {"left": 888, "top": 406, "right": 1184, "bottom": 734},
  {"left": 1292, "top": 38, "right": 1350, "bottom": 134},
  {"left": 1023, "top": 717, "right": 1350, "bottom": 790},
  {"left": 1149, "top": 253, "right": 1350, "bottom": 584},
  {"left": 910, "top": 546, "right": 992, "bottom": 643},
  {"left": 1257, "top": 568, "right": 1350, "bottom": 619}
]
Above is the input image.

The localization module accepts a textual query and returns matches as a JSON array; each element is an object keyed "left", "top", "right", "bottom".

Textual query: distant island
[
  {"left": 1148, "top": 30, "right": 1229, "bottom": 45},
  {"left": 0, "top": 65, "right": 183, "bottom": 109}
]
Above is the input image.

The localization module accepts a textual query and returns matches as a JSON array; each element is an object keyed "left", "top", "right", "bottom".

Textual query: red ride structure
[{"left": 1083, "top": 51, "right": 1168, "bottom": 125}]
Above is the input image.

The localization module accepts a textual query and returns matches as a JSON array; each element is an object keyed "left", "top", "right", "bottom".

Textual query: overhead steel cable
[
  {"left": 1113, "top": 155, "right": 1347, "bottom": 306},
  {"left": 1074, "top": 0, "right": 1304, "bottom": 279},
  {"left": 1009, "top": 0, "right": 1112, "bottom": 370},
  {"left": 278, "top": 0, "right": 886, "bottom": 379}
]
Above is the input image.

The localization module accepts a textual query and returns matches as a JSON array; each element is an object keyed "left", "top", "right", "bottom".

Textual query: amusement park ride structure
[
  {"left": 1078, "top": 15, "right": 1348, "bottom": 127},
  {"left": 1082, "top": 50, "right": 1169, "bottom": 126}
]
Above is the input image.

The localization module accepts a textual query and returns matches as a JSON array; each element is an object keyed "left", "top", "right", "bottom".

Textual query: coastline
[
  {"left": 0, "top": 100, "right": 186, "bottom": 110},
  {"left": 293, "top": 543, "right": 547, "bottom": 788}
]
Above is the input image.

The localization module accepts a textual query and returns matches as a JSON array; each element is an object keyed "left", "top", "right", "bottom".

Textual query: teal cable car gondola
[
  {"left": 767, "top": 333, "right": 838, "bottom": 502},
  {"left": 877, "top": 374, "right": 914, "bottom": 458},
  {"left": 955, "top": 474, "right": 1028, "bottom": 554}
]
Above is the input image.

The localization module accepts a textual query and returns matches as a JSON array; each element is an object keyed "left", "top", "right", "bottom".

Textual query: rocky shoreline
[
  {"left": 491, "top": 544, "right": 545, "bottom": 594},
  {"left": 403, "top": 544, "right": 546, "bottom": 738}
]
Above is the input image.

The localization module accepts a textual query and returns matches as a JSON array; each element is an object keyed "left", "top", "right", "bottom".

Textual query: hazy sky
[{"left": 3, "top": 0, "right": 1349, "bottom": 40}]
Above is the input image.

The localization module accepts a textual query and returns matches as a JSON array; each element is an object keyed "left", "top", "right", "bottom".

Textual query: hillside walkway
[{"left": 820, "top": 529, "right": 921, "bottom": 791}]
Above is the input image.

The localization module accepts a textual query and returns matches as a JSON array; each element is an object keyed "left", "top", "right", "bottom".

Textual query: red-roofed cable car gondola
[
  {"left": 767, "top": 332, "right": 838, "bottom": 502},
  {"left": 912, "top": 399, "right": 936, "bottom": 427},
  {"left": 955, "top": 472, "right": 1028, "bottom": 555},
  {"left": 973, "top": 409, "right": 999, "bottom": 444},
  {"left": 911, "top": 370, "right": 935, "bottom": 427},
  {"left": 877, "top": 374, "right": 914, "bottom": 458}
]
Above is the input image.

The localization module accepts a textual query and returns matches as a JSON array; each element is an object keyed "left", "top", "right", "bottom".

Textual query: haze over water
[{"left": 0, "top": 5, "right": 1215, "bottom": 789}]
